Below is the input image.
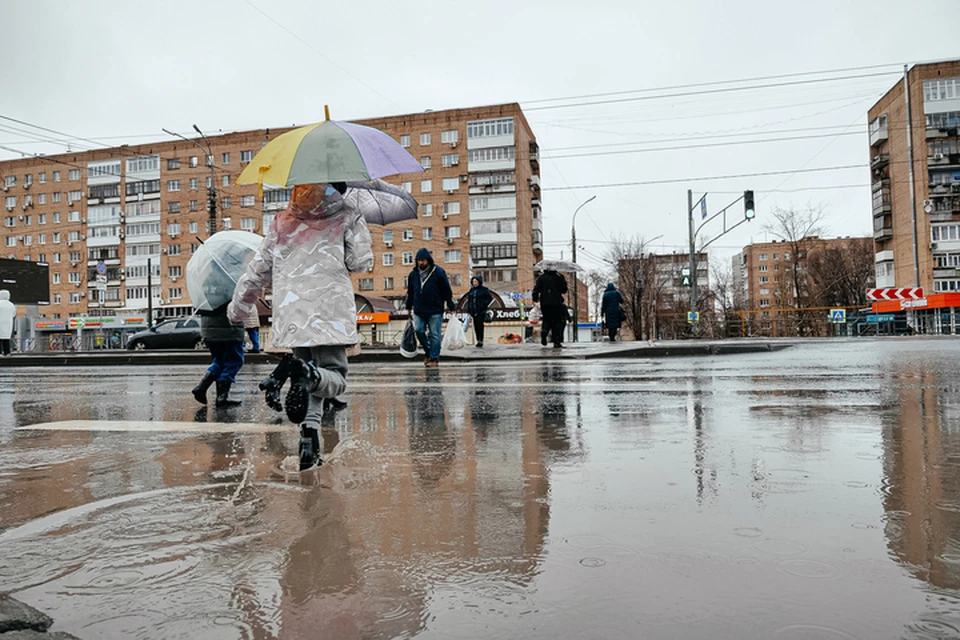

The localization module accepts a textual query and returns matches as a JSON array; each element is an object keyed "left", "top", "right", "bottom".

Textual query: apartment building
[
  {"left": 616, "top": 251, "right": 708, "bottom": 340},
  {"left": 868, "top": 59, "right": 960, "bottom": 332},
  {"left": 0, "top": 103, "right": 542, "bottom": 321}
]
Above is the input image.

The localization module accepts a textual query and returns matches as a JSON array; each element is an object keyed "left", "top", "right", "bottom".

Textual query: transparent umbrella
[{"left": 186, "top": 230, "right": 263, "bottom": 312}]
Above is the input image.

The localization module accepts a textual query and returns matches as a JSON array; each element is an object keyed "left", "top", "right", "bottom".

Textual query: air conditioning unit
[
  {"left": 67, "top": 241, "right": 73, "bottom": 247},
  {"left": 5, "top": 206, "right": 13, "bottom": 212},
  {"left": 81, "top": 218, "right": 86, "bottom": 224},
  {"left": 446, "top": 237, "right": 454, "bottom": 245},
  {"left": 442, "top": 213, "right": 449, "bottom": 220},
  {"left": 448, "top": 141, "right": 458, "bottom": 148},
  {"left": 0, "top": 185, "right": 8, "bottom": 192},
  {"left": 80, "top": 234, "right": 86, "bottom": 240},
  {"left": 931, "top": 242, "right": 939, "bottom": 250},
  {"left": 367, "top": 265, "right": 373, "bottom": 272},
  {"left": 74, "top": 282, "right": 81, "bottom": 287},
  {"left": 451, "top": 159, "right": 459, "bottom": 166},
  {"left": 22, "top": 182, "right": 30, "bottom": 190},
  {"left": 21, "top": 205, "right": 27, "bottom": 211},
  {"left": 171, "top": 276, "right": 179, "bottom": 282},
  {"left": 119, "top": 275, "right": 125, "bottom": 281},
  {"left": 161, "top": 248, "right": 167, "bottom": 254},
  {"left": 934, "top": 153, "right": 945, "bottom": 160},
  {"left": 385, "top": 241, "right": 392, "bottom": 248},
  {"left": 459, "top": 175, "right": 468, "bottom": 183},
  {"left": 445, "top": 189, "right": 456, "bottom": 195},
  {"left": 17, "top": 215, "right": 23, "bottom": 221},
  {"left": 118, "top": 232, "right": 125, "bottom": 239}
]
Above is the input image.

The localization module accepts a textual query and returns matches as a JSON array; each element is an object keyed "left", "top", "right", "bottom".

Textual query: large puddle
[{"left": 1, "top": 339, "right": 960, "bottom": 638}]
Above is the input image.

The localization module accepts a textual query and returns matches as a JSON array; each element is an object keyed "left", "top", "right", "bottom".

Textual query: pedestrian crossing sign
[
  {"left": 829, "top": 309, "right": 846, "bottom": 324},
  {"left": 687, "top": 311, "right": 699, "bottom": 324}
]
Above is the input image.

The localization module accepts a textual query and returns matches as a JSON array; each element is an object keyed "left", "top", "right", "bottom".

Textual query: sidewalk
[{"left": 0, "top": 339, "right": 794, "bottom": 367}]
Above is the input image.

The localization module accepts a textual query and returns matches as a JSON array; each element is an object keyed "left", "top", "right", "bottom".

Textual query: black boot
[
  {"left": 298, "top": 424, "right": 322, "bottom": 470},
  {"left": 285, "top": 358, "right": 318, "bottom": 424},
  {"left": 192, "top": 371, "right": 216, "bottom": 405},
  {"left": 259, "top": 354, "right": 294, "bottom": 412},
  {"left": 215, "top": 380, "right": 242, "bottom": 407}
]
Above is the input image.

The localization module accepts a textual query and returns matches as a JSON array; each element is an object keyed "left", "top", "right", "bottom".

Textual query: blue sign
[
  {"left": 829, "top": 309, "right": 846, "bottom": 324},
  {"left": 96, "top": 261, "right": 107, "bottom": 276},
  {"left": 687, "top": 311, "right": 700, "bottom": 324},
  {"left": 866, "top": 314, "right": 895, "bottom": 323},
  {"left": 700, "top": 198, "right": 707, "bottom": 220}
]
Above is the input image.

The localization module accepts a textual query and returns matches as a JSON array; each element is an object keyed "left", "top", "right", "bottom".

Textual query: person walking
[
  {"left": 405, "top": 248, "right": 456, "bottom": 367},
  {"left": 532, "top": 269, "right": 568, "bottom": 348},
  {"left": 192, "top": 303, "right": 245, "bottom": 407},
  {"left": 601, "top": 282, "right": 625, "bottom": 342},
  {"left": 228, "top": 182, "right": 373, "bottom": 470},
  {"left": 466, "top": 275, "right": 493, "bottom": 348},
  {"left": 0, "top": 290, "right": 15, "bottom": 356}
]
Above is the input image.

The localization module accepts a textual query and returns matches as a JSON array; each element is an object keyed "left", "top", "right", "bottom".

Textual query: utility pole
[
  {"left": 147, "top": 257, "right": 153, "bottom": 327},
  {"left": 688, "top": 189, "right": 697, "bottom": 328},
  {"left": 903, "top": 64, "right": 919, "bottom": 288},
  {"left": 162, "top": 126, "right": 218, "bottom": 236},
  {"left": 571, "top": 195, "right": 596, "bottom": 342}
]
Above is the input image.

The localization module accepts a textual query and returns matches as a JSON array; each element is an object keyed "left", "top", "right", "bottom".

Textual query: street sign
[
  {"left": 866, "top": 288, "right": 924, "bottom": 301},
  {"left": 829, "top": 309, "right": 846, "bottom": 324},
  {"left": 96, "top": 282, "right": 107, "bottom": 291},
  {"left": 687, "top": 311, "right": 700, "bottom": 324},
  {"left": 95, "top": 275, "right": 107, "bottom": 283},
  {"left": 700, "top": 197, "right": 707, "bottom": 220},
  {"left": 866, "top": 313, "right": 895, "bottom": 323},
  {"left": 96, "top": 261, "right": 107, "bottom": 276},
  {"left": 682, "top": 275, "right": 691, "bottom": 287}
]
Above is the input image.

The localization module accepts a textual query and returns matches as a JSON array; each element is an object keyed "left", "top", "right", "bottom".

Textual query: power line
[
  {"left": 0, "top": 114, "right": 109, "bottom": 149},
  {"left": 524, "top": 71, "right": 900, "bottom": 112},
  {"left": 522, "top": 62, "right": 903, "bottom": 105},
  {"left": 543, "top": 165, "right": 869, "bottom": 191}
]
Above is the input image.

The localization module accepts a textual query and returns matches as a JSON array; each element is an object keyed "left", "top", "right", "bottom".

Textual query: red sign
[{"left": 867, "top": 288, "right": 924, "bottom": 301}]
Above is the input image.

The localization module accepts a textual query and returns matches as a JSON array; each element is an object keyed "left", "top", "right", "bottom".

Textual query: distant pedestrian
[
  {"left": 601, "top": 282, "right": 625, "bottom": 342},
  {"left": 192, "top": 303, "right": 245, "bottom": 407},
  {"left": 532, "top": 269, "right": 568, "bottom": 348},
  {"left": 243, "top": 308, "right": 261, "bottom": 353},
  {"left": 405, "top": 248, "right": 456, "bottom": 366},
  {"left": 0, "top": 290, "right": 15, "bottom": 356},
  {"left": 466, "top": 275, "right": 493, "bottom": 348}
]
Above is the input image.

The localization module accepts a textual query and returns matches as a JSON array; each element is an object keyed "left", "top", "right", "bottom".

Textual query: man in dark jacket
[
  {"left": 405, "top": 248, "right": 456, "bottom": 366},
  {"left": 466, "top": 275, "right": 493, "bottom": 348},
  {"left": 192, "top": 304, "right": 245, "bottom": 407},
  {"left": 532, "top": 269, "right": 568, "bottom": 348},
  {"left": 601, "top": 282, "right": 625, "bottom": 342}
]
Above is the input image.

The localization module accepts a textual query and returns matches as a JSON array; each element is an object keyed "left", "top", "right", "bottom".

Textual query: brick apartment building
[
  {"left": 616, "top": 251, "right": 708, "bottom": 340},
  {"left": 0, "top": 103, "right": 542, "bottom": 322},
  {"left": 868, "top": 59, "right": 960, "bottom": 332}
]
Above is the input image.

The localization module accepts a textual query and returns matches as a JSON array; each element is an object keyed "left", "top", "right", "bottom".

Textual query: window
[
  {"left": 470, "top": 244, "right": 517, "bottom": 260},
  {"left": 38, "top": 173, "right": 46, "bottom": 184},
  {"left": 53, "top": 171, "right": 60, "bottom": 182},
  {"left": 222, "top": 197, "right": 231, "bottom": 210},
  {"left": 189, "top": 221, "right": 198, "bottom": 234},
  {"left": 467, "top": 118, "right": 514, "bottom": 139},
  {"left": 168, "top": 202, "right": 181, "bottom": 213},
  {"left": 442, "top": 154, "right": 459, "bottom": 167},
  {"left": 402, "top": 251, "right": 414, "bottom": 266},
  {"left": 53, "top": 252, "right": 60, "bottom": 263},
  {"left": 167, "top": 223, "right": 181, "bottom": 236},
  {"left": 189, "top": 156, "right": 198, "bottom": 168},
  {"left": 126, "top": 156, "right": 159, "bottom": 173},
  {"left": 52, "top": 272, "right": 61, "bottom": 284},
  {"left": 240, "top": 195, "right": 255, "bottom": 208},
  {"left": 420, "top": 133, "right": 431, "bottom": 146},
  {"left": 421, "top": 179, "right": 432, "bottom": 193},
  {"left": 423, "top": 227, "right": 433, "bottom": 240},
  {"left": 167, "top": 244, "right": 182, "bottom": 256},
  {"left": 382, "top": 253, "right": 394, "bottom": 266},
  {"left": 443, "top": 202, "right": 460, "bottom": 215},
  {"left": 759, "top": 288, "right": 769, "bottom": 295},
  {"left": 468, "top": 147, "right": 516, "bottom": 163},
  {"left": 222, "top": 217, "right": 232, "bottom": 230},
  {"left": 358, "top": 277, "right": 374, "bottom": 291},
  {"left": 759, "top": 276, "right": 769, "bottom": 284},
  {"left": 402, "top": 229, "right": 413, "bottom": 241},
  {"left": 68, "top": 190, "right": 82, "bottom": 202},
  {"left": 383, "top": 277, "right": 394, "bottom": 290},
  {"left": 68, "top": 169, "right": 81, "bottom": 181},
  {"left": 441, "top": 130, "right": 459, "bottom": 145},
  {"left": 23, "top": 236, "right": 31, "bottom": 246},
  {"left": 758, "top": 253, "right": 768, "bottom": 260},
  {"left": 400, "top": 135, "right": 411, "bottom": 148},
  {"left": 444, "top": 225, "right": 461, "bottom": 239},
  {"left": 189, "top": 178, "right": 198, "bottom": 191},
  {"left": 38, "top": 213, "right": 45, "bottom": 224},
  {"left": 69, "top": 292, "right": 82, "bottom": 304},
  {"left": 24, "top": 173, "right": 32, "bottom": 186},
  {"left": 4, "top": 237, "right": 14, "bottom": 247},
  {"left": 422, "top": 203, "right": 433, "bottom": 217},
  {"left": 759, "top": 299, "right": 770, "bottom": 307},
  {"left": 758, "top": 265, "right": 769, "bottom": 272},
  {"left": 167, "top": 180, "right": 180, "bottom": 192},
  {"left": 68, "top": 210, "right": 81, "bottom": 222},
  {"left": 38, "top": 194, "right": 46, "bottom": 205},
  {"left": 169, "top": 266, "right": 182, "bottom": 278},
  {"left": 52, "top": 192, "right": 61, "bottom": 203},
  {"left": 37, "top": 253, "right": 45, "bottom": 263},
  {"left": 3, "top": 215, "right": 13, "bottom": 226},
  {"left": 222, "top": 152, "right": 231, "bottom": 164},
  {"left": 53, "top": 293, "right": 60, "bottom": 304},
  {"left": 401, "top": 182, "right": 412, "bottom": 193},
  {"left": 442, "top": 178, "right": 459, "bottom": 192},
  {"left": 169, "top": 288, "right": 182, "bottom": 299},
  {"left": 772, "top": 253, "right": 779, "bottom": 260},
  {"left": 420, "top": 156, "right": 431, "bottom": 169},
  {"left": 53, "top": 232, "right": 60, "bottom": 243},
  {"left": 125, "top": 181, "right": 160, "bottom": 197},
  {"left": 382, "top": 230, "right": 394, "bottom": 244},
  {"left": 450, "top": 274, "right": 462, "bottom": 286},
  {"left": 39, "top": 233, "right": 46, "bottom": 245},
  {"left": 126, "top": 222, "right": 160, "bottom": 237},
  {"left": 444, "top": 249, "right": 461, "bottom": 263},
  {"left": 23, "top": 213, "right": 31, "bottom": 225},
  {"left": 68, "top": 271, "right": 81, "bottom": 284},
  {"left": 167, "top": 158, "right": 181, "bottom": 170},
  {"left": 240, "top": 150, "right": 254, "bottom": 162},
  {"left": 189, "top": 200, "right": 198, "bottom": 212},
  {"left": 3, "top": 176, "right": 14, "bottom": 188},
  {"left": 222, "top": 175, "right": 230, "bottom": 187}
]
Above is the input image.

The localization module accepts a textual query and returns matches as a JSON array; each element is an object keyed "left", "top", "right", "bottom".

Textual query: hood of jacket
[
  {"left": 471, "top": 275, "right": 484, "bottom": 287},
  {"left": 605, "top": 282, "right": 616, "bottom": 292},
  {"left": 0, "top": 290, "right": 8, "bottom": 302},
  {"left": 416, "top": 247, "right": 435, "bottom": 267}
]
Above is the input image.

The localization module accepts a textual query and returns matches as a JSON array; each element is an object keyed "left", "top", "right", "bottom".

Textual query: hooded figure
[
  {"left": 0, "top": 290, "right": 15, "bottom": 356},
  {"left": 228, "top": 182, "right": 373, "bottom": 470},
  {"left": 404, "top": 248, "right": 455, "bottom": 366},
  {"left": 466, "top": 275, "right": 493, "bottom": 348},
  {"left": 601, "top": 282, "right": 625, "bottom": 342},
  {"left": 532, "top": 269, "right": 568, "bottom": 348}
]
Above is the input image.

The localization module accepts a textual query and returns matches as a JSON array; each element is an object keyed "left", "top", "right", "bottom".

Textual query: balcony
[
  {"left": 872, "top": 178, "right": 890, "bottom": 192},
  {"left": 870, "top": 153, "right": 890, "bottom": 171},
  {"left": 529, "top": 142, "right": 539, "bottom": 169},
  {"left": 934, "top": 267, "right": 959, "bottom": 279},
  {"left": 930, "top": 210, "right": 954, "bottom": 223},
  {"left": 873, "top": 220, "right": 893, "bottom": 241},
  {"left": 869, "top": 119, "right": 888, "bottom": 147},
  {"left": 528, "top": 175, "right": 541, "bottom": 191},
  {"left": 872, "top": 201, "right": 892, "bottom": 215}
]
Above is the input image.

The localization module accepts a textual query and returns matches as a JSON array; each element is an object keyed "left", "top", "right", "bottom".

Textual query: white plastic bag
[{"left": 441, "top": 317, "right": 467, "bottom": 351}]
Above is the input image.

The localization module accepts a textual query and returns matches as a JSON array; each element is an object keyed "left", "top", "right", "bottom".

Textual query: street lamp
[
  {"left": 571, "top": 195, "right": 596, "bottom": 342},
  {"left": 162, "top": 126, "right": 218, "bottom": 237}
]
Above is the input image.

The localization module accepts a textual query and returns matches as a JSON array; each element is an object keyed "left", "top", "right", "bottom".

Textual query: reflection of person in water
[
  {"left": 536, "top": 364, "right": 572, "bottom": 453},
  {"left": 470, "top": 367, "right": 499, "bottom": 441},
  {"left": 405, "top": 369, "right": 456, "bottom": 489}
]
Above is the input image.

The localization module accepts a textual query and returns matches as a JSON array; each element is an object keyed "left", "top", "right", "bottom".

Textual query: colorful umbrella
[{"left": 236, "top": 119, "right": 424, "bottom": 191}]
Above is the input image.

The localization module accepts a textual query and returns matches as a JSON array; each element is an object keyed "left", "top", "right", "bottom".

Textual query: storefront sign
[
  {"left": 901, "top": 299, "right": 929, "bottom": 309},
  {"left": 356, "top": 312, "right": 391, "bottom": 324},
  {"left": 35, "top": 320, "right": 65, "bottom": 330}
]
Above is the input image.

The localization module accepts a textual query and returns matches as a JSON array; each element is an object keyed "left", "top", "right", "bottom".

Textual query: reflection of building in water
[{"left": 881, "top": 366, "right": 960, "bottom": 589}]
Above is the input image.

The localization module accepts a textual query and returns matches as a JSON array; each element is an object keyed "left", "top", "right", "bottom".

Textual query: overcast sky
[{"left": 1, "top": 0, "right": 957, "bottom": 272}]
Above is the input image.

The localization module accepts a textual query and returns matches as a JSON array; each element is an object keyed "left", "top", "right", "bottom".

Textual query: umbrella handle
[{"left": 257, "top": 165, "right": 272, "bottom": 197}]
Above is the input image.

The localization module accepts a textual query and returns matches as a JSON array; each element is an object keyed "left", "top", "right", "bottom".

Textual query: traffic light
[{"left": 744, "top": 190, "right": 755, "bottom": 219}]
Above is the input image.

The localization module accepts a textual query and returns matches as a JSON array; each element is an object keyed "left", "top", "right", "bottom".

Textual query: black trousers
[
  {"left": 542, "top": 305, "right": 566, "bottom": 346},
  {"left": 471, "top": 314, "right": 485, "bottom": 344},
  {"left": 0, "top": 339, "right": 9, "bottom": 356}
]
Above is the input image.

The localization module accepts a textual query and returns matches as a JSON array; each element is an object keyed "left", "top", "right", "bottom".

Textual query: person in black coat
[
  {"left": 532, "top": 269, "right": 568, "bottom": 348},
  {"left": 601, "top": 282, "right": 625, "bottom": 342},
  {"left": 405, "top": 248, "right": 456, "bottom": 366},
  {"left": 466, "top": 275, "right": 494, "bottom": 348}
]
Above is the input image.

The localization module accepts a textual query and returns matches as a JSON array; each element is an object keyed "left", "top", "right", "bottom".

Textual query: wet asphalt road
[{"left": 1, "top": 338, "right": 960, "bottom": 639}]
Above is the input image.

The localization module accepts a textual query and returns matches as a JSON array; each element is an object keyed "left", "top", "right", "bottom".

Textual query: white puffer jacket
[{"left": 0, "top": 290, "right": 15, "bottom": 340}]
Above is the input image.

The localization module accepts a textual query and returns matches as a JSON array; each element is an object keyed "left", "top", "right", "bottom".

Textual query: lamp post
[
  {"left": 162, "top": 126, "right": 218, "bottom": 236},
  {"left": 571, "top": 195, "right": 596, "bottom": 342}
]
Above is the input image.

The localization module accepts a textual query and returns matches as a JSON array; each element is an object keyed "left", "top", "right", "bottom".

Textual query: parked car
[{"left": 126, "top": 318, "right": 204, "bottom": 350}]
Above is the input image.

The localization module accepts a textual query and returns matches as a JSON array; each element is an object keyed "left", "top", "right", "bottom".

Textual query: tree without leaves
[
  {"left": 805, "top": 239, "right": 875, "bottom": 309},
  {"left": 603, "top": 234, "right": 662, "bottom": 340}
]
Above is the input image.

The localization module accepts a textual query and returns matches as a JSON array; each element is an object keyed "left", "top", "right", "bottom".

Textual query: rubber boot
[
  {"left": 298, "top": 424, "right": 322, "bottom": 470},
  {"left": 192, "top": 371, "right": 216, "bottom": 405},
  {"left": 285, "top": 358, "right": 319, "bottom": 424},
  {"left": 259, "top": 354, "right": 294, "bottom": 412},
  {"left": 215, "top": 380, "right": 242, "bottom": 407}
]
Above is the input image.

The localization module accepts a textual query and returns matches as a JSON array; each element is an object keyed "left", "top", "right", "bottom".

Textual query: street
[{"left": 1, "top": 338, "right": 960, "bottom": 638}]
